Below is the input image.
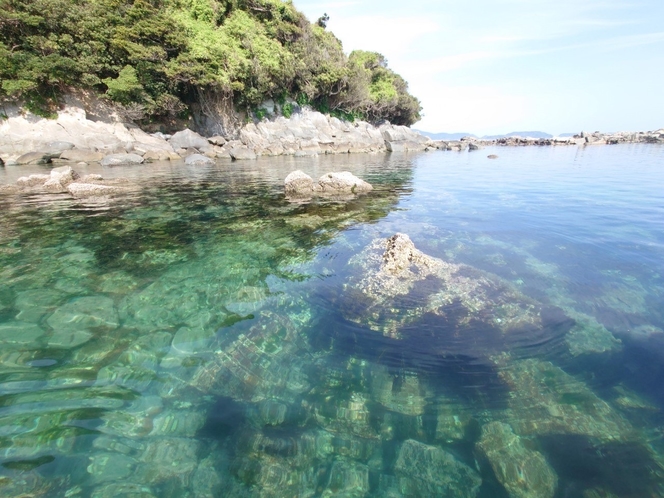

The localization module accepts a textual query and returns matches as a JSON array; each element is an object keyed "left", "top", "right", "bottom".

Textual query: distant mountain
[
  {"left": 416, "top": 130, "right": 555, "bottom": 140},
  {"left": 482, "top": 131, "right": 553, "bottom": 140},
  {"left": 414, "top": 130, "right": 477, "bottom": 140}
]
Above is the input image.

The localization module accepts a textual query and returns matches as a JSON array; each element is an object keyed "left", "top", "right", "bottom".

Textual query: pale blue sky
[{"left": 294, "top": 0, "right": 663, "bottom": 135}]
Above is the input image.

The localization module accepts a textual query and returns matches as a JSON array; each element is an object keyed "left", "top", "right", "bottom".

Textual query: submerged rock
[
  {"left": 476, "top": 421, "right": 557, "bottom": 498},
  {"left": 67, "top": 183, "right": 127, "bottom": 198},
  {"left": 371, "top": 367, "right": 428, "bottom": 416},
  {"left": 47, "top": 295, "right": 119, "bottom": 331},
  {"left": 15, "top": 288, "right": 67, "bottom": 322},
  {"left": 394, "top": 439, "right": 482, "bottom": 497},
  {"left": 499, "top": 359, "right": 634, "bottom": 441},
  {"left": 322, "top": 459, "right": 370, "bottom": 497},
  {"left": 0, "top": 321, "right": 45, "bottom": 345}
]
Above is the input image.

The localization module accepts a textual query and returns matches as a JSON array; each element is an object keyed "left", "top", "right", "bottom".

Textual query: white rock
[
  {"left": 315, "top": 171, "right": 373, "bottom": 194},
  {"left": 284, "top": 170, "right": 314, "bottom": 196},
  {"left": 169, "top": 129, "right": 209, "bottom": 150}
]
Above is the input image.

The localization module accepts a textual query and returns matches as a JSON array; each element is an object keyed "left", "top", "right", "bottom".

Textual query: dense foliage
[{"left": 0, "top": 0, "right": 421, "bottom": 125}]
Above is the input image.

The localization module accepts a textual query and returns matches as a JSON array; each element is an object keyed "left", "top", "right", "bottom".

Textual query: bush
[{"left": 0, "top": 0, "right": 421, "bottom": 126}]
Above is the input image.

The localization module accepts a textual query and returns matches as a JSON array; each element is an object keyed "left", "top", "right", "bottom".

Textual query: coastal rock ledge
[{"left": 0, "top": 98, "right": 434, "bottom": 166}]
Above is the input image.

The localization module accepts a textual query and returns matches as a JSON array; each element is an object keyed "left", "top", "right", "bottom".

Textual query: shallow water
[{"left": 1, "top": 145, "right": 663, "bottom": 497}]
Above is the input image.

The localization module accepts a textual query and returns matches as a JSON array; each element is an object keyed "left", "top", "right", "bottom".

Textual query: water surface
[{"left": 1, "top": 145, "right": 663, "bottom": 497}]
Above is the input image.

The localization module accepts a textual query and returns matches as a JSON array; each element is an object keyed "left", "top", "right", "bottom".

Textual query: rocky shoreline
[{"left": 1, "top": 99, "right": 662, "bottom": 168}]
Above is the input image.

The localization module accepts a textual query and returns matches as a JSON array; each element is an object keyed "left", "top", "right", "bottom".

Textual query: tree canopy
[{"left": 0, "top": 0, "right": 421, "bottom": 126}]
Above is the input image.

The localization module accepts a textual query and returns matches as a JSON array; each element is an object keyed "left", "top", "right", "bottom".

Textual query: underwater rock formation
[
  {"left": 394, "top": 439, "right": 482, "bottom": 497},
  {"left": 476, "top": 421, "right": 558, "bottom": 498},
  {"left": 498, "top": 359, "right": 634, "bottom": 441}
]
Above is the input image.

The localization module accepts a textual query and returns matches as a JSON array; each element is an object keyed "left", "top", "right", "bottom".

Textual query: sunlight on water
[{"left": 0, "top": 145, "right": 663, "bottom": 497}]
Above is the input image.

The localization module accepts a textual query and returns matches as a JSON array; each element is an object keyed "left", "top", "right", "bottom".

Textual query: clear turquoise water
[{"left": 0, "top": 145, "right": 663, "bottom": 497}]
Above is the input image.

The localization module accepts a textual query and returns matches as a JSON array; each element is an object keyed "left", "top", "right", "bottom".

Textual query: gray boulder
[
  {"left": 184, "top": 154, "right": 215, "bottom": 166},
  {"left": 100, "top": 153, "right": 144, "bottom": 166},
  {"left": 469, "top": 143, "right": 481, "bottom": 151},
  {"left": 284, "top": 170, "right": 315, "bottom": 196},
  {"left": 207, "top": 135, "right": 227, "bottom": 146},
  {"left": 476, "top": 422, "right": 557, "bottom": 498},
  {"left": 315, "top": 171, "right": 373, "bottom": 194},
  {"left": 15, "top": 151, "right": 53, "bottom": 165},
  {"left": 169, "top": 129, "right": 209, "bottom": 150},
  {"left": 229, "top": 146, "right": 257, "bottom": 161},
  {"left": 395, "top": 439, "right": 482, "bottom": 497},
  {"left": 385, "top": 141, "right": 405, "bottom": 152},
  {"left": 58, "top": 149, "right": 104, "bottom": 163}
]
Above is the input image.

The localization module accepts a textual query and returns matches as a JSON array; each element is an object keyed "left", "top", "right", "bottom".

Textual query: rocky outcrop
[
  {"left": 2, "top": 165, "right": 132, "bottom": 199},
  {"left": 0, "top": 100, "right": 434, "bottom": 165},
  {"left": 284, "top": 170, "right": 373, "bottom": 199}
]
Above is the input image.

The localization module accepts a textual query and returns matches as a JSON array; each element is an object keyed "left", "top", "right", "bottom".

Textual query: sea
[{"left": 0, "top": 143, "right": 663, "bottom": 497}]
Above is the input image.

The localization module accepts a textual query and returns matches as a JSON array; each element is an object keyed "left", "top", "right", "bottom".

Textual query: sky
[{"left": 293, "top": 0, "right": 664, "bottom": 136}]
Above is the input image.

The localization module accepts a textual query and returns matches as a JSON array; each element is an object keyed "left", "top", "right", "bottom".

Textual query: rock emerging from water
[
  {"left": 4, "top": 165, "right": 133, "bottom": 199},
  {"left": 344, "top": 233, "right": 543, "bottom": 339},
  {"left": 284, "top": 170, "right": 373, "bottom": 199}
]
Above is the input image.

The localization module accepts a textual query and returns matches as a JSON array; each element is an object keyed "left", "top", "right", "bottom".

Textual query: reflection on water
[{"left": 1, "top": 145, "right": 664, "bottom": 496}]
